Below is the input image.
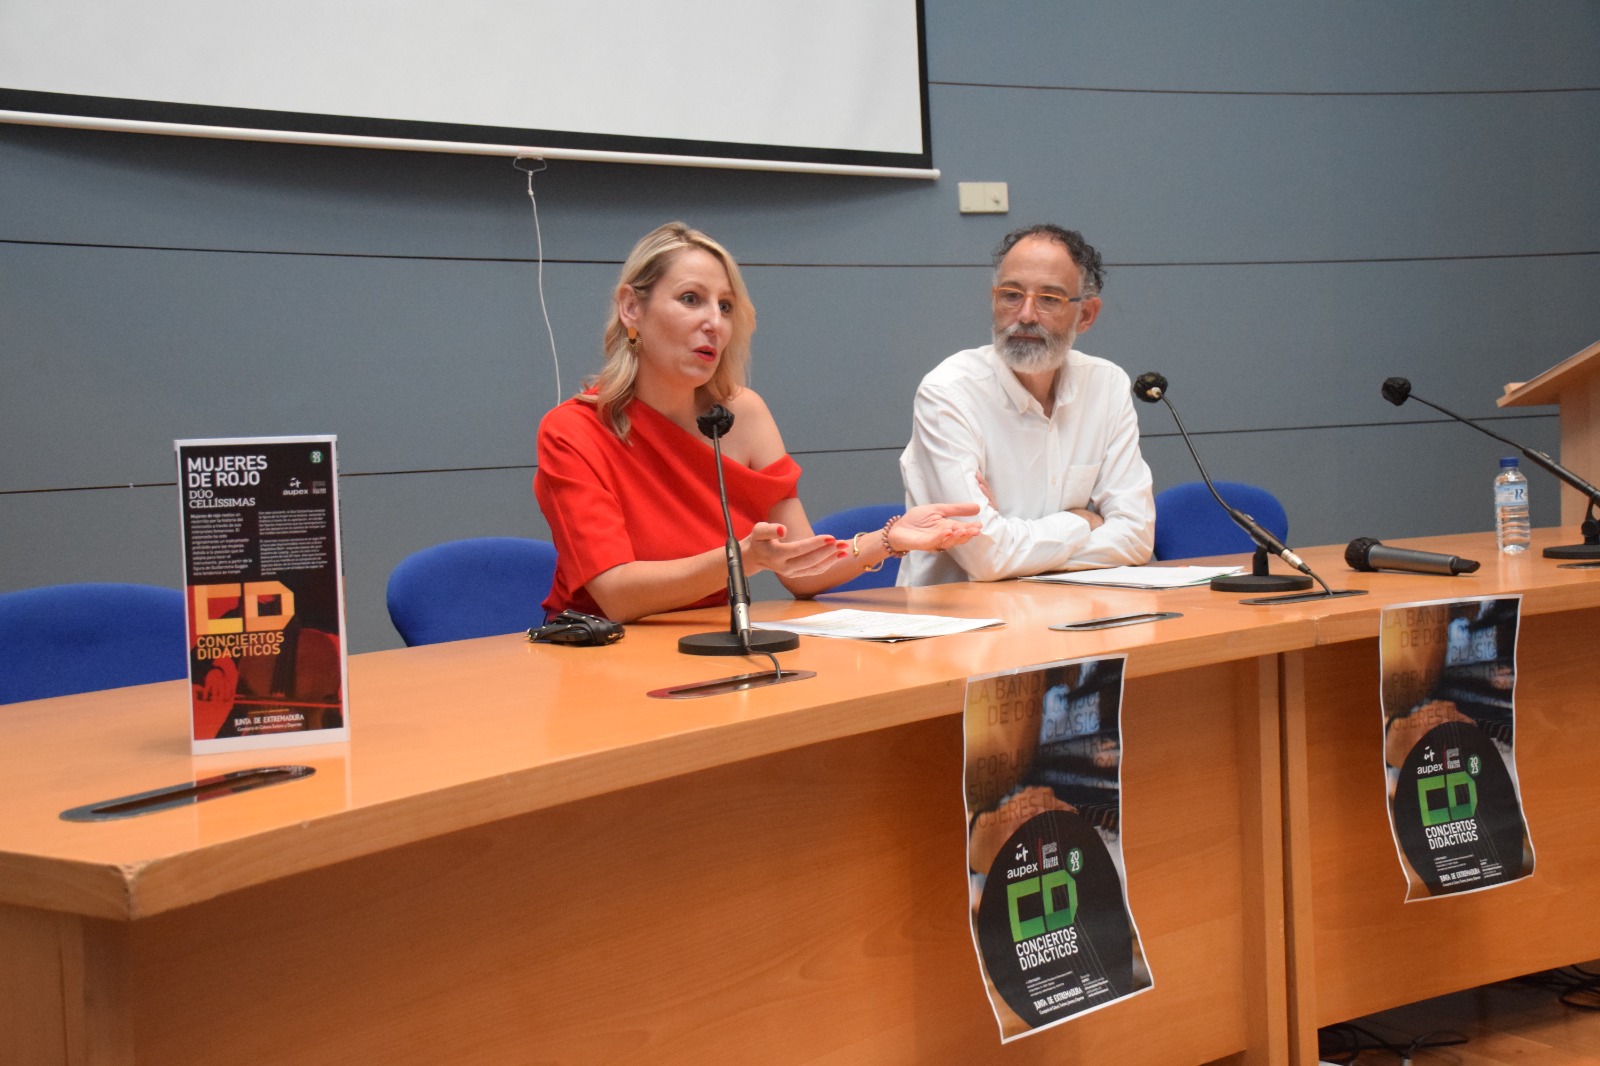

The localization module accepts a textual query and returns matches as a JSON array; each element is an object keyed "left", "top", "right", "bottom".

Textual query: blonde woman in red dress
[{"left": 535, "top": 222, "right": 978, "bottom": 623}]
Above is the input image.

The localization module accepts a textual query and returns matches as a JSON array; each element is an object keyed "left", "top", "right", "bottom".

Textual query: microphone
[
  {"left": 1382, "top": 377, "right": 1600, "bottom": 559},
  {"left": 697, "top": 406, "right": 750, "bottom": 635},
  {"left": 696, "top": 404, "right": 735, "bottom": 439},
  {"left": 1131, "top": 371, "right": 1166, "bottom": 403},
  {"left": 1380, "top": 376, "right": 1412, "bottom": 406},
  {"left": 678, "top": 405, "right": 799, "bottom": 657},
  {"left": 1133, "top": 372, "right": 1316, "bottom": 594},
  {"left": 1345, "top": 537, "right": 1481, "bottom": 576}
]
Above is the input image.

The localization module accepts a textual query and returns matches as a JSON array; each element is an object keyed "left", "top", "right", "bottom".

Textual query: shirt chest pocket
[{"left": 1058, "top": 463, "right": 1100, "bottom": 509}]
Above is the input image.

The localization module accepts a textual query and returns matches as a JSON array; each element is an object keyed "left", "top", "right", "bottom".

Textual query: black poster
[
  {"left": 176, "top": 436, "right": 349, "bottom": 753},
  {"left": 1379, "top": 597, "right": 1534, "bottom": 900},
  {"left": 963, "top": 656, "right": 1152, "bottom": 1041}
]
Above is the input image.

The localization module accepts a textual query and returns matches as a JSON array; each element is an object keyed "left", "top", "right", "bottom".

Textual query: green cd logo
[{"left": 976, "top": 809, "right": 1134, "bottom": 1028}]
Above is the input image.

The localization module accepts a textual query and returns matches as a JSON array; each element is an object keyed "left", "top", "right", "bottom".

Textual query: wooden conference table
[{"left": 2, "top": 530, "right": 1597, "bottom": 1065}]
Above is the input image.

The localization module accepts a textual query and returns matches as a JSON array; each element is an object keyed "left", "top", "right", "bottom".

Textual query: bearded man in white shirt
[{"left": 899, "top": 225, "right": 1155, "bottom": 585}]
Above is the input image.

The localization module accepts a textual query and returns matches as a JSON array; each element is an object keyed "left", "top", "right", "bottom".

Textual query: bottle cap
[{"left": 1500, "top": 457, "right": 1519, "bottom": 468}]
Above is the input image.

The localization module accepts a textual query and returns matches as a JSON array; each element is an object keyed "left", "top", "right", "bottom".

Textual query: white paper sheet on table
[
  {"left": 1021, "top": 565, "right": 1243, "bottom": 590},
  {"left": 750, "top": 608, "right": 1005, "bottom": 642}
]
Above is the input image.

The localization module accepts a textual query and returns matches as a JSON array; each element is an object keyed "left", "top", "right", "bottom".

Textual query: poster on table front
[
  {"left": 1379, "top": 596, "right": 1533, "bottom": 901},
  {"left": 963, "top": 655, "right": 1152, "bottom": 1042},
  {"left": 176, "top": 436, "right": 349, "bottom": 754}
]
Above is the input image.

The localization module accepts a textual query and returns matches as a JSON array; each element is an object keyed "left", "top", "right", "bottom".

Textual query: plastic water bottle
[{"left": 1493, "top": 457, "right": 1530, "bottom": 554}]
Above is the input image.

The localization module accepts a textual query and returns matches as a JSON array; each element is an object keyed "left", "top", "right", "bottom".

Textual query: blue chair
[
  {"left": 386, "top": 537, "right": 559, "bottom": 646},
  {"left": 1153, "top": 481, "right": 1290, "bottom": 561},
  {"left": 812, "top": 503, "right": 904, "bottom": 592},
  {"left": 0, "top": 583, "right": 189, "bottom": 704}
]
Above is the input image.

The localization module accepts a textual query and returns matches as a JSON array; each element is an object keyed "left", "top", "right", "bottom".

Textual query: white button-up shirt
[{"left": 899, "top": 344, "right": 1155, "bottom": 585}]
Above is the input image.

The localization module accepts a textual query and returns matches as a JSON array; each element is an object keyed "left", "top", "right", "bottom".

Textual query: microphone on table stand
[
  {"left": 1382, "top": 376, "right": 1600, "bottom": 560},
  {"left": 678, "top": 405, "right": 800, "bottom": 657},
  {"left": 1133, "top": 372, "right": 1363, "bottom": 602}
]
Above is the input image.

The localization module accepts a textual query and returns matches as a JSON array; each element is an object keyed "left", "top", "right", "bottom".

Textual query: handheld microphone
[
  {"left": 1344, "top": 537, "right": 1480, "bottom": 576},
  {"left": 678, "top": 405, "right": 799, "bottom": 657},
  {"left": 1382, "top": 376, "right": 1600, "bottom": 559},
  {"left": 1133, "top": 372, "right": 1315, "bottom": 593}
]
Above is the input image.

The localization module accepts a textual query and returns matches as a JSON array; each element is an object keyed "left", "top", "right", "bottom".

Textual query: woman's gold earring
[{"left": 626, "top": 328, "right": 639, "bottom": 349}]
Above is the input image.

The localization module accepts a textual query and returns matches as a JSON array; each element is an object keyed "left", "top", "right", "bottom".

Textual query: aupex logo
[{"left": 1006, "top": 841, "right": 1079, "bottom": 942}]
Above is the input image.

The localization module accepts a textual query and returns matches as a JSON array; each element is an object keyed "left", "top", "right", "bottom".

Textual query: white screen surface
[{"left": 1, "top": 0, "right": 933, "bottom": 176}]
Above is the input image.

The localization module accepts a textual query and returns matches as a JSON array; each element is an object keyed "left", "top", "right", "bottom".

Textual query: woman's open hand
[
  {"left": 888, "top": 503, "right": 982, "bottom": 554},
  {"left": 741, "top": 522, "right": 845, "bottom": 579}
]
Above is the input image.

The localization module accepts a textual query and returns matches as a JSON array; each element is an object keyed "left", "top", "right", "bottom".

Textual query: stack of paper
[
  {"left": 751, "top": 608, "right": 1005, "bottom": 642},
  {"left": 1021, "top": 565, "right": 1243, "bottom": 590}
]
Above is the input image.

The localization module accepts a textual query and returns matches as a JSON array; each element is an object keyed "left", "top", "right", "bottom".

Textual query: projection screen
[{"left": 0, "top": 0, "right": 935, "bottom": 177}]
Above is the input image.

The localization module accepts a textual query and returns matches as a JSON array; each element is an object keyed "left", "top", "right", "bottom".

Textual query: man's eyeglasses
[{"left": 992, "top": 286, "right": 1086, "bottom": 317}]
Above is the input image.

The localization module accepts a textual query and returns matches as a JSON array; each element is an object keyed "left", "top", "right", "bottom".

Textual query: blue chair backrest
[
  {"left": 0, "top": 583, "right": 189, "bottom": 704},
  {"left": 1153, "top": 481, "right": 1289, "bottom": 561},
  {"left": 386, "top": 537, "right": 559, "bottom": 646},
  {"left": 812, "top": 503, "right": 904, "bottom": 592}
]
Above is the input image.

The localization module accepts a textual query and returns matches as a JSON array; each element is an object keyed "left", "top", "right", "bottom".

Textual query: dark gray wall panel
[
  {"left": 0, "top": 123, "right": 941, "bottom": 262},
  {"left": 929, "top": 88, "right": 1600, "bottom": 264},
  {"left": 26, "top": 238, "right": 1588, "bottom": 488},
  {"left": 1, "top": 242, "right": 605, "bottom": 486},
  {"left": 746, "top": 263, "right": 989, "bottom": 451},
  {"left": 0, "top": 487, "right": 185, "bottom": 590},
  {"left": 1104, "top": 257, "right": 1600, "bottom": 432},
  {"left": 7, "top": 84, "right": 1597, "bottom": 266},
  {"left": 928, "top": 2, "right": 1600, "bottom": 91}
]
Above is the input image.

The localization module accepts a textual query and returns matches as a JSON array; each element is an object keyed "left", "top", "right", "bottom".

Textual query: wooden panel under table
[
  {"left": 1, "top": 580, "right": 1296, "bottom": 1065},
  {"left": 1279, "top": 533, "right": 1600, "bottom": 1060}
]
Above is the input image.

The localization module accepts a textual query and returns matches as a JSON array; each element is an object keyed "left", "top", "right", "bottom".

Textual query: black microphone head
[
  {"left": 1132, "top": 372, "right": 1167, "bottom": 404},
  {"left": 1381, "top": 377, "right": 1412, "bottom": 406},
  {"left": 1344, "top": 536, "right": 1381, "bottom": 572},
  {"left": 697, "top": 404, "right": 735, "bottom": 439}
]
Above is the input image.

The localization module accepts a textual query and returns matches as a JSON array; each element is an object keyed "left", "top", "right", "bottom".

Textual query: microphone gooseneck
[
  {"left": 703, "top": 407, "right": 750, "bottom": 631},
  {"left": 1134, "top": 371, "right": 1346, "bottom": 597},
  {"left": 678, "top": 405, "right": 798, "bottom": 657},
  {"left": 1381, "top": 378, "right": 1600, "bottom": 506},
  {"left": 1134, "top": 372, "right": 1322, "bottom": 589},
  {"left": 1380, "top": 375, "right": 1600, "bottom": 560}
]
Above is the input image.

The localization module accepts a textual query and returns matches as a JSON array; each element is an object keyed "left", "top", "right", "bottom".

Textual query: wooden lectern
[{"left": 1499, "top": 338, "right": 1600, "bottom": 526}]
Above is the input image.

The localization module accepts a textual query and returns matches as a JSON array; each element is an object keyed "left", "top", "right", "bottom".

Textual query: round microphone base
[
  {"left": 679, "top": 628, "right": 800, "bottom": 656},
  {"left": 1210, "top": 572, "right": 1313, "bottom": 593},
  {"left": 1543, "top": 542, "right": 1600, "bottom": 560}
]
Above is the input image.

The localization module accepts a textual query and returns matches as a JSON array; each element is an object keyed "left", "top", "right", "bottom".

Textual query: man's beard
[{"left": 994, "top": 321, "right": 1073, "bottom": 374}]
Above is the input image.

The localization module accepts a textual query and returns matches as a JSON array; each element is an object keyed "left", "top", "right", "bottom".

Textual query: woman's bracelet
[
  {"left": 852, "top": 531, "right": 885, "bottom": 573},
  {"left": 850, "top": 516, "right": 908, "bottom": 572},
  {"left": 882, "top": 515, "right": 908, "bottom": 559}
]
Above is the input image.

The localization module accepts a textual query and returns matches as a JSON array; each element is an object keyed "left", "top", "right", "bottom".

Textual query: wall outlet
[{"left": 958, "top": 182, "right": 1009, "bottom": 214}]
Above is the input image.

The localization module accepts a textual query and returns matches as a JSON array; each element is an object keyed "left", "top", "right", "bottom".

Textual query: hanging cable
[{"left": 513, "top": 156, "right": 561, "bottom": 406}]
